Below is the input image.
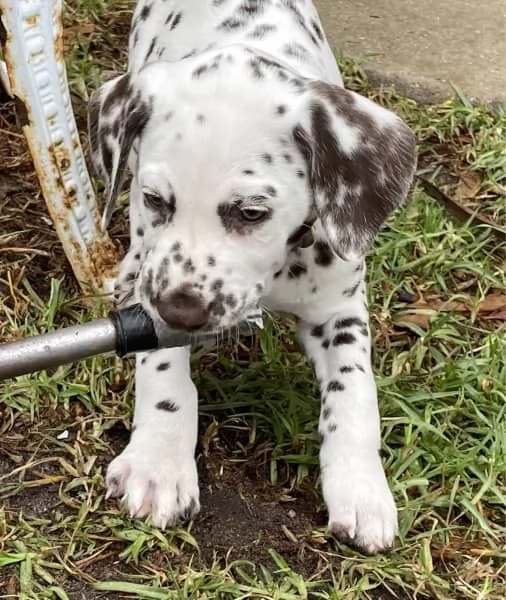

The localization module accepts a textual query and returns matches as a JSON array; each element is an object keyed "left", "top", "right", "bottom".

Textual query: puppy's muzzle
[{"left": 153, "top": 286, "right": 209, "bottom": 331}]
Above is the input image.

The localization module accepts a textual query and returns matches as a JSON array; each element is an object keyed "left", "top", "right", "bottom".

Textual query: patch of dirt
[
  {"left": 57, "top": 582, "right": 113, "bottom": 600},
  {"left": 100, "top": 420, "right": 326, "bottom": 574},
  {"left": 194, "top": 458, "right": 324, "bottom": 575},
  {"left": 0, "top": 565, "right": 120, "bottom": 600},
  {"left": 0, "top": 412, "right": 331, "bottom": 598},
  {"left": 4, "top": 424, "right": 325, "bottom": 572},
  {"left": 0, "top": 101, "right": 74, "bottom": 302}
]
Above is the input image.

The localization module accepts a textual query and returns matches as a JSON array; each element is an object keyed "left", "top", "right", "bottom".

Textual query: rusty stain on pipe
[{"left": 0, "top": 0, "right": 120, "bottom": 295}]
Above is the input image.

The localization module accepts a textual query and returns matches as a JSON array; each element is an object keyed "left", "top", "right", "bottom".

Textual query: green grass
[{"left": 1, "top": 2, "right": 505, "bottom": 599}]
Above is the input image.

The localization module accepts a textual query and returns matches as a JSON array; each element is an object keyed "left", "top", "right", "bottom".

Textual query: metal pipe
[
  {"left": 0, "top": 319, "right": 117, "bottom": 380},
  {"left": 0, "top": 304, "right": 262, "bottom": 381}
]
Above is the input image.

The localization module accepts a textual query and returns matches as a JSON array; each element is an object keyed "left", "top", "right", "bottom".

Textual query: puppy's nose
[{"left": 154, "top": 287, "right": 209, "bottom": 331}]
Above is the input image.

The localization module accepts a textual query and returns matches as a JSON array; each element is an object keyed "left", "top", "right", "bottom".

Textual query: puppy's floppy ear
[
  {"left": 293, "top": 82, "right": 416, "bottom": 260},
  {"left": 87, "top": 73, "right": 151, "bottom": 229}
]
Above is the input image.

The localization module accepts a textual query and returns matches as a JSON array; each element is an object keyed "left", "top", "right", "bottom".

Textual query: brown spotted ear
[
  {"left": 293, "top": 82, "right": 416, "bottom": 260},
  {"left": 87, "top": 73, "right": 151, "bottom": 229}
]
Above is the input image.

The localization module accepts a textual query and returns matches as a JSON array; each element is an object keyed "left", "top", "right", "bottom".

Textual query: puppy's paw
[
  {"left": 322, "top": 457, "right": 397, "bottom": 554},
  {"left": 106, "top": 443, "right": 200, "bottom": 528}
]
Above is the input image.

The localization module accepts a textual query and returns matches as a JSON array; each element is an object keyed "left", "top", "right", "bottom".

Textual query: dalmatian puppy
[{"left": 88, "top": 0, "right": 416, "bottom": 554}]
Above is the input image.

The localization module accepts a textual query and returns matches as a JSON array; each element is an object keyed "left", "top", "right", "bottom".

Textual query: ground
[{"left": 0, "top": 1, "right": 505, "bottom": 599}]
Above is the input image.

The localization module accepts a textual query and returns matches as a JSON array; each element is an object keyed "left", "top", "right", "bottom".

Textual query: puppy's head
[{"left": 88, "top": 50, "right": 416, "bottom": 333}]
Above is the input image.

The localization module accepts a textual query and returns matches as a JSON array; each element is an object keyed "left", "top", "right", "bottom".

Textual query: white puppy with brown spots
[{"left": 88, "top": 0, "right": 416, "bottom": 554}]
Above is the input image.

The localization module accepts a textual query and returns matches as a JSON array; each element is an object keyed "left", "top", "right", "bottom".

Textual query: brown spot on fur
[{"left": 293, "top": 83, "right": 416, "bottom": 259}]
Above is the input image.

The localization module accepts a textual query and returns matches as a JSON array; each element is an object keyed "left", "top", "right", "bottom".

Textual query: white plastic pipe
[{"left": 0, "top": 0, "right": 119, "bottom": 294}]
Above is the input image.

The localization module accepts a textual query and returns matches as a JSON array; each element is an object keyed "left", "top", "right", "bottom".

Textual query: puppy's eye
[
  {"left": 240, "top": 206, "right": 270, "bottom": 222},
  {"left": 144, "top": 192, "right": 163, "bottom": 210}
]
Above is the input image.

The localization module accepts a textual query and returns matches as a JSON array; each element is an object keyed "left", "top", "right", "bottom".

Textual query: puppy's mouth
[
  {"left": 137, "top": 266, "right": 264, "bottom": 341},
  {"left": 152, "top": 304, "right": 263, "bottom": 347}
]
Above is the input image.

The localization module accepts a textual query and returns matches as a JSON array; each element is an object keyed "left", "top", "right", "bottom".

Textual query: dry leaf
[
  {"left": 476, "top": 293, "right": 506, "bottom": 314},
  {"left": 412, "top": 292, "right": 505, "bottom": 315},
  {"left": 63, "top": 23, "right": 96, "bottom": 45},
  {"left": 481, "top": 310, "right": 506, "bottom": 321},
  {"left": 418, "top": 177, "right": 506, "bottom": 241},
  {"left": 456, "top": 171, "right": 481, "bottom": 200},
  {"left": 394, "top": 313, "right": 431, "bottom": 331},
  {"left": 281, "top": 524, "right": 299, "bottom": 543},
  {"left": 83, "top": 455, "right": 97, "bottom": 475},
  {"left": 394, "top": 291, "right": 505, "bottom": 331},
  {"left": 7, "top": 575, "right": 17, "bottom": 596}
]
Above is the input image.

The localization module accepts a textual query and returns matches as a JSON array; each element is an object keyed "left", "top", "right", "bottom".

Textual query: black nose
[{"left": 154, "top": 287, "right": 209, "bottom": 331}]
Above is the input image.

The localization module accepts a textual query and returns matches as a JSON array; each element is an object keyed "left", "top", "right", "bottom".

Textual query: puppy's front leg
[
  {"left": 299, "top": 299, "right": 397, "bottom": 554},
  {"left": 106, "top": 346, "right": 200, "bottom": 527}
]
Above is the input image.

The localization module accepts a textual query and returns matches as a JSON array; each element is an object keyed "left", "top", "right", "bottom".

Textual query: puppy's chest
[
  {"left": 129, "top": 0, "right": 341, "bottom": 83},
  {"left": 261, "top": 238, "right": 366, "bottom": 324}
]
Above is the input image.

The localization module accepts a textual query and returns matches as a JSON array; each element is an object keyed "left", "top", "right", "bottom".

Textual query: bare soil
[{"left": 1, "top": 412, "right": 332, "bottom": 599}]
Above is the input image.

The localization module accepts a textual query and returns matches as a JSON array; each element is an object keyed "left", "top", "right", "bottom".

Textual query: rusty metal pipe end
[{"left": 0, "top": 0, "right": 119, "bottom": 294}]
